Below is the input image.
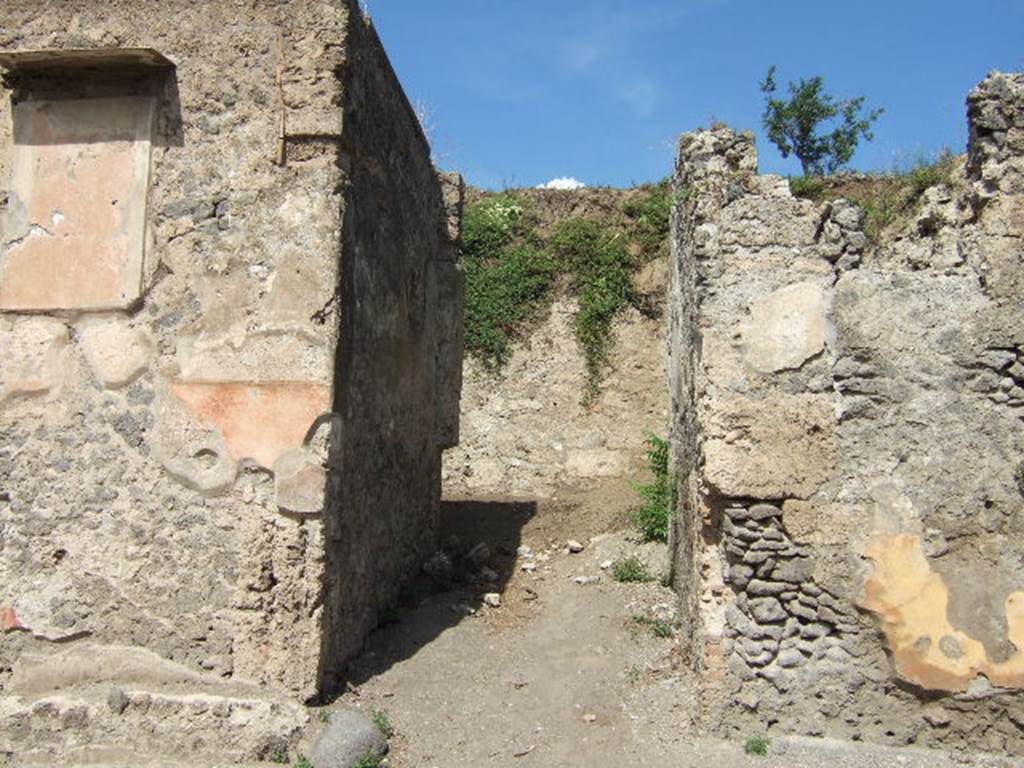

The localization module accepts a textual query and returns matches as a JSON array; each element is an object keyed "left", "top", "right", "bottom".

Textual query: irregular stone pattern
[{"left": 670, "top": 71, "right": 1024, "bottom": 751}]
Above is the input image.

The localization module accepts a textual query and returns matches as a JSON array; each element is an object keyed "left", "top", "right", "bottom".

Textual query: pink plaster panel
[
  {"left": 0, "top": 97, "right": 154, "bottom": 311},
  {"left": 170, "top": 381, "right": 332, "bottom": 470}
]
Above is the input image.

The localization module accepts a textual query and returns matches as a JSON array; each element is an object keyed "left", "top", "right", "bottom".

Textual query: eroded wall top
[{"left": 671, "top": 71, "right": 1024, "bottom": 750}]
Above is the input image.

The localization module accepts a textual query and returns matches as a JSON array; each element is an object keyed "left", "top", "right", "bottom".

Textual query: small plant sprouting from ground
[
  {"left": 630, "top": 433, "right": 675, "bottom": 543},
  {"left": 744, "top": 734, "right": 771, "bottom": 756},
  {"left": 632, "top": 615, "right": 676, "bottom": 638},
  {"left": 294, "top": 755, "right": 314, "bottom": 768},
  {"left": 612, "top": 556, "right": 654, "bottom": 583},
  {"left": 372, "top": 709, "right": 395, "bottom": 739},
  {"left": 318, "top": 709, "right": 332, "bottom": 723},
  {"left": 268, "top": 745, "right": 290, "bottom": 765},
  {"left": 353, "top": 752, "right": 384, "bottom": 768}
]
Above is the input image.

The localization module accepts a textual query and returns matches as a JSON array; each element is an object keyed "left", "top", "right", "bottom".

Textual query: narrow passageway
[{"left": 337, "top": 481, "right": 694, "bottom": 767}]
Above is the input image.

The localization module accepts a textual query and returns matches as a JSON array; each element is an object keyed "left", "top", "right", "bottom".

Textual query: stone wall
[
  {"left": 443, "top": 280, "right": 668, "bottom": 501},
  {"left": 444, "top": 186, "right": 670, "bottom": 501},
  {"left": 670, "top": 72, "right": 1024, "bottom": 750},
  {"left": 0, "top": 5, "right": 461, "bottom": 756}
]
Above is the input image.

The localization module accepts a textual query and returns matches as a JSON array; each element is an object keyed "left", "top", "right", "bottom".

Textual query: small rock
[
  {"left": 573, "top": 575, "right": 600, "bottom": 586},
  {"left": 466, "top": 542, "right": 491, "bottom": 567},
  {"left": 107, "top": 687, "right": 129, "bottom": 715},
  {"left": 423, "top": 551, "right": 453, "bottom": 579},
  {"left": 567, "top": 540, "right": 585, "bottom": 554},
  {"left": 749, "top": 597, "right": 787, "bottom": 623},
  {"left": 483, "top": 592, "right": 501, "bottom": 608},
  {"left": 516, "top": 545, "right": 534, "bottom": 558},
  {"left": 582, "top": 713, "right": 597, "bottom": 723},
  {"left": 778, "top": 648, "right": 807, "bottom": 669},
  {"left": 310, "top": 709, "right": 388, "bottom": 768},
  {"left": 521, "top": 562, "right": 537, "bottom": 573},
  {"left": 599, "top": 559, "right": 613, "bottom": 570}
]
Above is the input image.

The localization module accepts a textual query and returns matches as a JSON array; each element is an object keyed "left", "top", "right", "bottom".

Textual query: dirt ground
[{"left": 326, "top": 485, "right": 1024, "bottom": 768}]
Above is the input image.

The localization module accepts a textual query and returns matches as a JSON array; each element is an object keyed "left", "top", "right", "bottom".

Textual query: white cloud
[{"left": 536, "top": 177, "right": 587, "bottom": 190}]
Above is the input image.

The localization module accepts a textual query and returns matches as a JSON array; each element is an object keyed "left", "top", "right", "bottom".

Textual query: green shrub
[
  {"left": 461, "top": 187, "right": 673, "bottom": 399},
  {"left": 294, "top": 755, "right": 313, "bottom": 768},
  {"left": 744, "top": 734, "right": 771, "bottom": 756},
  {"left": 612, "top": 556, "right": 653, "bottom": 583},
  {"left": 548, "top": 218, "right": 636, "bottom": 402},
  {"left": 631, "top": 433, "right": 675, "bottom": 543},
  {"left": 788, "top": 174, "right": 827, "bottom": 201},
  {"left": 622, "top": 180, "right": 672, "bottom": 259},
  {"left": 463, "top": 242, "right": 556, "bottom": 369}
]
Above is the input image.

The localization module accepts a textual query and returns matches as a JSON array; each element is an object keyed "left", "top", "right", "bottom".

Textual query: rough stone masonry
[
  {"left": 0, "top": 0, "right": 463, "bottom": 758},
  {"left": 670, "top": 72, "right": 1024, "bottom": 751}
]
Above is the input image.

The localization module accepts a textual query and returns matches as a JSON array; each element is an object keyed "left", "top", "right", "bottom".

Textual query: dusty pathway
[{"left": 329, "top": 489, "right": 1023, "bottom": 768}]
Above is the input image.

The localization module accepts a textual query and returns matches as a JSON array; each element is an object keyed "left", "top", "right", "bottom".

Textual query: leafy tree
[{"left": 760, "top": 66, "right": 883, "bottom": 176}]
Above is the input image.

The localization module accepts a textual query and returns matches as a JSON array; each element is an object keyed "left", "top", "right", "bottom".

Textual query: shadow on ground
[{"left": 344, "top": 498, "right": 535, "bottom": 687}]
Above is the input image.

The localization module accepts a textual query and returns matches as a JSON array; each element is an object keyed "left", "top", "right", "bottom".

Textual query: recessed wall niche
[{"left": 0, "top": 48, "right": 173, "bottom": 312}]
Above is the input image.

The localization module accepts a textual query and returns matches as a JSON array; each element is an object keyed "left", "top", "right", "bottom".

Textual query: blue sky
[{"left": 366, "top": 1, "right": 1024, "bottom": 189}]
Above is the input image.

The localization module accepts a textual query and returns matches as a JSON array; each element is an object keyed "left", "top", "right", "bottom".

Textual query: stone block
[
  {"left": 742, "top": 282, "right": 827, "bottom": 373},
  {"left": 77, "top": 317, "right": 154, "bottom": 388},
  {"left": 274, "top": 447, "right": 328, "bottom": 515},
  {"left": 0, "top": 316, "right": 68, "bottom": 404},
  {"left": 703, "top": 394, "right": 836, "bottom": 499}
]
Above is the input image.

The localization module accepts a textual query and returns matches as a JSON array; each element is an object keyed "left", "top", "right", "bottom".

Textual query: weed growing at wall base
[
  {"left": 612, "top": 556, "right": 654, "bottom": 583},
  {"left": 630, "top": 433, "right": 675, "bottom": 543}
]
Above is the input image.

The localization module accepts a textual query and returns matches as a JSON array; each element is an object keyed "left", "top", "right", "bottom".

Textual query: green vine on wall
[{"left": 460, "top": 181, "right": 671, "bottom": 402}]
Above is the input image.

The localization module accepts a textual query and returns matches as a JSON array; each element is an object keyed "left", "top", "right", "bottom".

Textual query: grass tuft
[
  {"left": 353, "top": 752, "right": 383, "bottom": 768},
  {"left": 372, "top": 709, "right": 395, "bottom": 739},
  {"left": 632, "top": 615, "right": 676, "bottom": 638},
  {"left": 744, "top": 734, "right": 771, "bottom": 756},
  {"left": 788, "top": 150, "right": 958, "bottom": 243},
  {"left": 612, "top": 556, "right": 654, "bottom": 583}
]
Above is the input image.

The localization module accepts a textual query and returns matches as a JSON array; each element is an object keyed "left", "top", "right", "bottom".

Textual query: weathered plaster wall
[
  {"left": 0, "top": 2, "right": 461, "bottom": 759},
  {"left": 670, "top": 73, "right": 1024, "bottom": 750},
  {"left": 443, "top": 287, "right": 669, "bottom": 500}
]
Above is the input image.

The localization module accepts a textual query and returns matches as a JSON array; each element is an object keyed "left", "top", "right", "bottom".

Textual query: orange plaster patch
[
  {"left": 861, "top": 533, "right": 1024, "bottom": 692},
  {"left": 1, "top": 605, "right": 23, "bottom": 632},
  {"left": 170, "top": 381, "right": 331, "bottom": 470}
]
